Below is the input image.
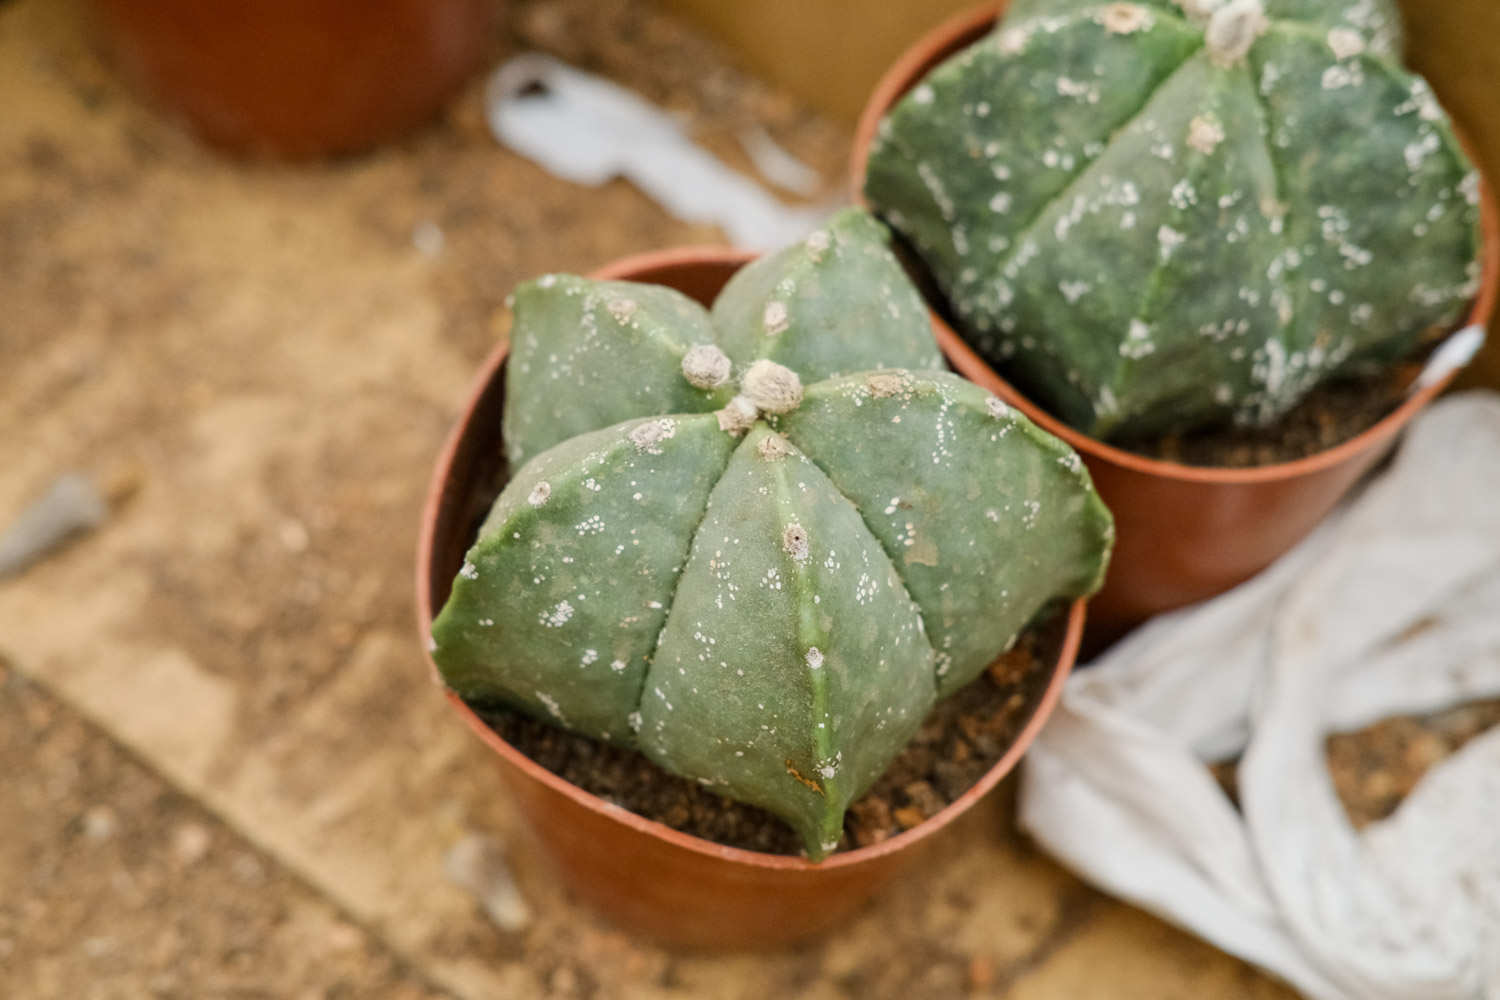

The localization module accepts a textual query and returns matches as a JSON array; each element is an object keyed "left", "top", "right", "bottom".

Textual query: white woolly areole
[
  {"left": 758, "top": 433, "right": 793, "bottom": 460},
  {"left": 1100, "top": 3, "right": 1149, "bottom": 34},
  {"left": 782, "top": 522, "right": 809, "bottom": 561},
  {"left": 628, "top": 418, "right": 677, "bottom": 453},
  {"left": 681, "top": 344, "right": 732, "bottom": 389},
  {"left": 1187, "top": 114, "right": 1226, "bottom": 155},
  {"left": 527, "top": 481, "right": 551, "bottom": 507},
  {"left": 741, "top": 360, "right": 803, "bottom": 414},
  {"left": 1205, "top": 0, "right": 1266, "bottom": 65},
  {"left": 716, "top": 395, "right": 759, "bottom": 434}
]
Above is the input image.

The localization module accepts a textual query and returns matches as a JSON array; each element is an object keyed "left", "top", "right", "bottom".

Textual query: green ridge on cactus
[
  {"left": 864, "top": 0, "right": 1482, "bottom": 440},
  {"left": 711, "top": 208, "right": 947, "bottom": 381},
  {"left": 643, "top": 426, "right": 936, "bottom": 857},
  {"left": 432, "top": 209, "right": 1115, "bottom": 859}
]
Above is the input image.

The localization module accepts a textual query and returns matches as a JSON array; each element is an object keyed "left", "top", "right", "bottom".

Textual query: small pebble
[
  {"left": 172, "top": 822, "right": 212, "bottom": 866},
  {"left": 82, "top": 805, "right": 117, "bottom": 841}
]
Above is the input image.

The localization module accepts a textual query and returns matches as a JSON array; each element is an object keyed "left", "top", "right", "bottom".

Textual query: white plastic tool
[{"left": 484, "top": 54, "right": 828, "bottom": 250}]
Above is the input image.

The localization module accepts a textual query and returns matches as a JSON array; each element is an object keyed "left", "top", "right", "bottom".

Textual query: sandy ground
[{"left": 2, "top": 0, "right": 1477, "bottom": 997}]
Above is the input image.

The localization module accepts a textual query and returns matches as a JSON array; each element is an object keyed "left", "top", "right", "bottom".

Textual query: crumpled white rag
[{"left": 1020, "top": 392, "right": 1500, "bottom": 1000}]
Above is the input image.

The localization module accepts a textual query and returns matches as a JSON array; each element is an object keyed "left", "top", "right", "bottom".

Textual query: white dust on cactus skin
[
  {"left": 1099, "top": 3, "right": 1149, "bottom": 34},
  {"left": 459, "top": 561, "right": 479, "bottom": 580},
  {"left": 1327, "top": 27, "right": 1366, "bottom": 61},
  {"left": 741, "top": 360, "right": 803, "bottom": 414},
  {"left": 782, "top": 522, "right": 810, "bottom": 562},
  {"left": 680, "top": 344, "right": 732, "bottom": 389},
  {"left": 716, "top": 396, "right": 759, "bottom": 435},
  {"left": 1204, "top": 0, "right": 1266, "bottom": 67},
  {"left": 527, "top": 481, "right": 551, "bottom": 507},
  {"left": 628, "top": 418, "right": 677, "bottom": 454}
]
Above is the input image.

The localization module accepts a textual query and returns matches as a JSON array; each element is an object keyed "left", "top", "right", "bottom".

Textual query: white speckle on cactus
[
  {"left": 1405, "top": 132, "right": 1441, "bottom": 173},
  {"left": 539, "top": 600, "right": 574, "bottom": 628},
  {"left": 628, "top": 418, "right": 677, "bottom": 454},
  {"left": 536, "top": 274, "right": 557, "bottom": 289},
  {"left": 998, "top": 27, "right": 1027, "bottom": 55},
  {"left": 1056, "top": 77, "right": 1098, "bottom": 104},
  {"left": 426, "top": 635, "right": 438, "bottom": 653},
  {"left": 681, "top": 344, "right": 732, "bottom": 389},
  {"left": 580, "top": 648, "right": 598, "bottom": 667},
  {"left": 988, "top": 192, "right": 1012, "bottom": 214},
  {"left": 1099, "top": 3, "right": 1149, "bottom": 34},
  {"left": 984, "top": 509, "right": 1000, "bottom": 523},
  {"left": 742, "top": 360, "right": 804, "bottom": 414},
  {"left": 1460, "top": 172, "right": 1480, "bottom": 206},
  {"left": 1157, "top": 225, "right": 1185, "bottom": 259},
  {"left": 805, "top": 229, "right": 831, "bottom": 258},
  {"left": 805, "top": 647, "right": 824, "bottom": 671},
  {"left": 916, "top": 161, "right": 955, "bottom": 223},
  {"left": 575, "top": 515, "right": 605, "bottom": 535},
  {"left": 782, "top": 523, "right": 810, "bottom": 562},
  {"left": 1121, "top": 320, "right": 1156, "bottom": 360},
  {"left": 627, "top": 711, "right": 642, "bottom": 733},
  {"left": 1170, "top": 180, "right": 1197, "bottom": 210},
  {"left": 479, "top": 618, "right": 494, "bottom": 627},
  {"left": 1321, "top": 65, "right": 1356, "bottom": 91},
  {"left": 912, "top": 84, "right": 935, "bottom": 105},
  {"left": 1060, "top": 280, "right": 1091, "bottom": 304},
  {"left": 985, "top": 396, "right": 1010, "bottom": 420},
  {"left": 1187, "top": 114, "right": 1225, "bottom": 155},
  {"left": 536, "top": 691, "right": 565, "bottom": 721},
  {"left": 609, "top": 658, "right": 627, "bottom": 673},
  {"left": 459, "top": 561, "right": 479, "bottom": 580},
  {"left": 1327, "top": 27, "right": 1365, "bottom": 60}
]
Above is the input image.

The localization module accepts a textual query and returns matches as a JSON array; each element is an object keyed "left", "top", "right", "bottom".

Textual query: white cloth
[{"left": 1020, "top": 393, "right": 1500, "bottom": 1000}]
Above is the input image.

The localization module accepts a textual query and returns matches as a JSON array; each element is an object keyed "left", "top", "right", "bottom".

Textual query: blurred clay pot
[
  {"left": 89, "top": 0, "right": 496, "bottom": 158},
  {"left": 415, "top": 247, "right": 1087, "bottom": 949},
  {"left": 851, "top": 1, "right": 1500, "bottom": 637}
]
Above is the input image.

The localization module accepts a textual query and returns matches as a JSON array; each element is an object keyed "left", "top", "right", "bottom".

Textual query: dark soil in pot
[
  {"left": 474, "top": 609, "right": 1065, "bottom": 857},
  {"left": 1096, "top": 360, "right": 1419, "bottom": 468}
]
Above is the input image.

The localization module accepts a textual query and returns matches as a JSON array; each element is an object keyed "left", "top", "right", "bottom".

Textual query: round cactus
[
  {"left": 432, "top": 209, "right": 1114, "bottom": 858},
  {"left": 864, "top": 0, "right": 1484, "bottom": 440}
]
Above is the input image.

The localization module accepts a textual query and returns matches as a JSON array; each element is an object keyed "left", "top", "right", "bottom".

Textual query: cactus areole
[
  {"left": 864, "top": 0, "right": 1484, "bottom": 441},
  {"left": 431, "top": 209, "right": 1114, "bottom": 859}
]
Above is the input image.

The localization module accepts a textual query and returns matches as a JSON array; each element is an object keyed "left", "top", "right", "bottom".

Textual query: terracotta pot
[
  {"left": 851, "top": 2, "right": 1500, "bottom": 636},
  {"left": 88, "top": 0, "right": 496, "bottom": 158},
  {"left": 415, "top": 247, "right": 1087, "bottom": 949}
]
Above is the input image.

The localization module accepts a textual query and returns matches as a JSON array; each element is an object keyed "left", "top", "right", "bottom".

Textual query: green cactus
[
  {"left": 432, "top": 208, "right": 1114, "bottom": 859},
  {"left": 864, "top": 0, "right": 1483, "bottom": 441}
]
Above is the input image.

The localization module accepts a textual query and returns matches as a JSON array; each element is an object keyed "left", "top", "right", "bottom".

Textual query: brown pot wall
[
  {"left": 88, "top": 0, "right": 496, "bottom": 158},
  {"left": 415, "top": 248, "right": 1087, "bottom": 950},
  {"left": 852, "top": 2, "right": 1500, "bottom": 635}
]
